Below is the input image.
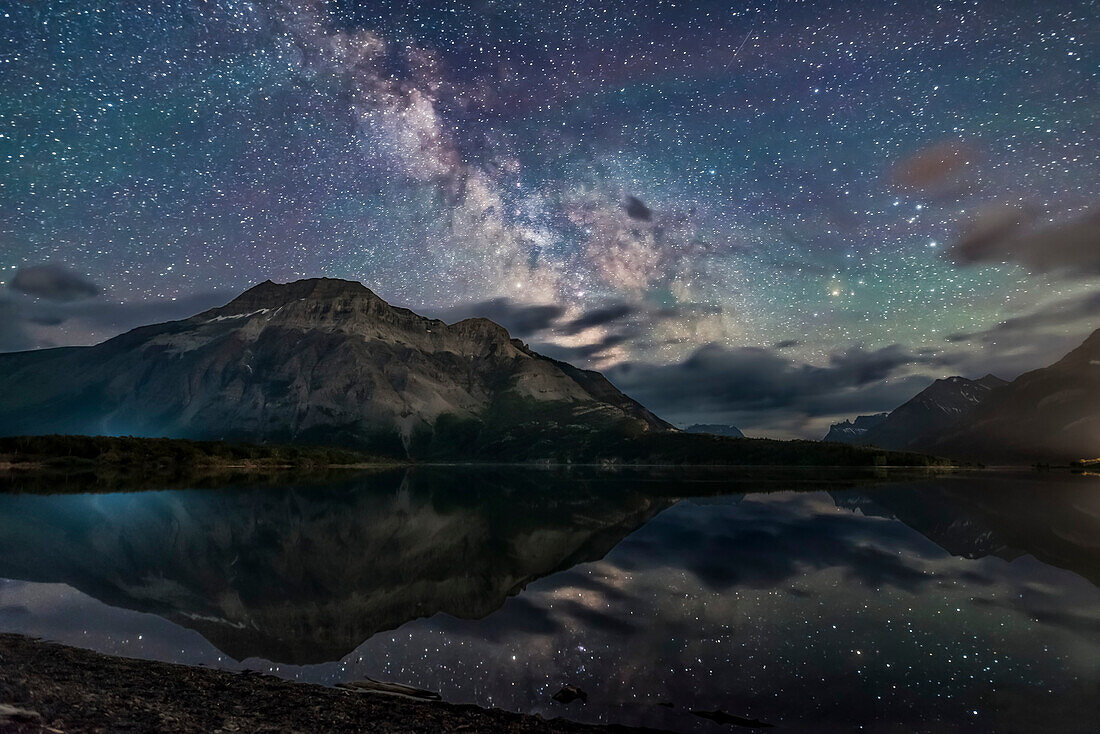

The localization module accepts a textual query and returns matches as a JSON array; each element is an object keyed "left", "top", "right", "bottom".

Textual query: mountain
[
  {"left": 0, "top": 277, "right": 948, "bottom": 466},
  {"left": 0, "top": 278, "right": 668, "bottom": 459},
  {"left": 917, "top": 329, "right": 1100, "bottom": 463},
  {"left": 823, "top": 413, "right": 888, "bottom": 444},
  {"left": 826, "top": 329, "right": 1100, "bottom": 462},
  {"left": 685, "top": 424, "right": 744, "bottom": 438},
  {"left": 841, "top": 374, "right": 1007, "bottom": 452}
]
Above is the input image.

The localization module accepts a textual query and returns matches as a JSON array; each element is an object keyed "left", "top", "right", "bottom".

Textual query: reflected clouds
[{"left": 1, "top": 473, "right": 1099, "bottom": 732}]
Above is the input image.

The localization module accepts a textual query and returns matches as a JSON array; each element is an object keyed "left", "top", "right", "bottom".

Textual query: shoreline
[
  {"left": 0, "top": 633, "right": 662, "bottom": 733},
  {"left": 3, "top": 460, "right": 1077, "bottom": 497}
]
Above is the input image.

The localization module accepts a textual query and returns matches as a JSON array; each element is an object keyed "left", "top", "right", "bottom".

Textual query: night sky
[{"left": 2, "top": 0, "right": 1097, "bottom": 437}]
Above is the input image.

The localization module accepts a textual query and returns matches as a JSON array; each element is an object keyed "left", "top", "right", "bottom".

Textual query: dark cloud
[
  {"left": 532, "top": 332, "right": 633, "bottom": 363},
  {"left": 560, "top": 302, "right": 635, "bottom": 335},
  {"left": 605, "top": 342, "right": 949, "bottom": 436},
  {"left": 971, "top": 595, "right": 1100, "bottom": 638},
  {"left": 555, "top": 598, "right": 639, "bottom": 635},
  {"left": 431, "top": 297, "right": 565, "bottom": 337},
  {"left": 889, "top": 141, "right": 978, "bottom": 194},
  {"left": 10, "top": 264, "right": 99, "bottom": 301},
  {"left": 827, "top": 343, "right": 935, "bottom": 385},
  {"left": 433, "top": 297, "right": 725, "bottom": 365},
  {"left": 536, "top": 300, "right": 724, "bottom": 363},
  {"left": 0, "top": 301, "right": 34, "bottom": 352},
  {"left": 948, "top": 205, "right": 1100, "bottom": 276},
  {"left": 624, "top": 195, "right": 653, "bottom": 222},
  {"left": 0, "top": 291, "right": 228, "bottom": 353},
  {"left": 610, "top": 341, "right": 940, "bottom": 409},
  {"left": 946, "top": 291, "right": 1100, "bottom": 344},
  {"left": 553, "top": 569, "right": 632, "bottom": 604},
  {"left": 654, "top": 302, "right": 723, "bottom": 319},
  {"left": 933, "top": 291, "right": 1100, "bottom": 380},
  {"left": 27, "top": 312, "right": 66, "bottom": 326},
  {"left": 432, "top": 596, "right": 563, "bottom": 642},
  {"left": 552, "top": 301, "right": 724, "bottom": 353},
  {"left": 773, "top": 339, "right": 801, "bottom": 349}
]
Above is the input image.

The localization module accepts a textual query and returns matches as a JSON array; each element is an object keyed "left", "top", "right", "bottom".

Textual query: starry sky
[{"left": 1, "top": 0, "right": 1098, "bottom": 437}]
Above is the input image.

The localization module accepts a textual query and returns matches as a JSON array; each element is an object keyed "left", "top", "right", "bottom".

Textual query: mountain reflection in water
[{"left": 0, "top": 468, "right": 1097, "bottom": 732}]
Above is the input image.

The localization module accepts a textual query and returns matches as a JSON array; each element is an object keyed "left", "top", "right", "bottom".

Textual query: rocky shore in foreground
[{"left": 0, "top": 634, "right": 659, "bottom": 733}]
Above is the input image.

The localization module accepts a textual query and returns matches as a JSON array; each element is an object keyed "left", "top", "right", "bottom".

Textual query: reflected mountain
[
  {"left": 836, "top": 475, "right": 1100, "bottom": 587},
  {"left": 0, "top": 468, "right": 680, "bottom": 664},
  {"left": 1, "top": 468, "right": 1097, "bottom": 669}
]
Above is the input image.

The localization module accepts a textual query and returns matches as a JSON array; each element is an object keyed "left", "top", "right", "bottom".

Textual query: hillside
[
  {"left": 0, "top": 279, "right": 667, "bottom": 459},
  {"left": 918, "top": 330, "right": 1100, "bottom": 462}
]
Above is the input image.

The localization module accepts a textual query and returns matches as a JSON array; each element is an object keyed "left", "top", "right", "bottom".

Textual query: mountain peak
[
  {"left": 224, "top": 278, "right": 380, "bottom": 312},
  {"left": 822, "top": 412, "right": 888, "bottom": 443},
  {"left": 976, "top": 373, "right": 1007, "bottom": 388},
  {"left": 448, "top": 316, "right": 514, "bottom": 343}
]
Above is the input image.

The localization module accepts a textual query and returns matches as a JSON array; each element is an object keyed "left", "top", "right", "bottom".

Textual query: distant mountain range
[
  {"left": 0, "top": 278, "right": 936, "bottom": 466},
  {"left": 825, "top": 330, "right": 1099, "bottom": 463},
  {"left": 823, "top": 413, "right": 888, "bottom": 443},
  {"left": 825, "top": 374, "right": 1007, "bottom": 450},
  {"left": 921, "top": 330, "right": 1100, "bottom": 462},
  {"left": 685, "top": 424, "right": 744, "bottom": 438},
  {"left": 0, "top": 279, "right": 667, "bottom": 460},
  {"left": 2, "top": 276, "right": 1090, "bottom": 464}
]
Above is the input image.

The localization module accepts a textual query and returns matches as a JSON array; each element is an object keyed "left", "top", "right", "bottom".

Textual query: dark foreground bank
[{"left": 0, "top": 634, "right": 659, "bottom": 733}]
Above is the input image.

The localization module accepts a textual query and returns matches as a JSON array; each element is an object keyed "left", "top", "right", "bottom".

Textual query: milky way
[{"left": 1, "top": 1, "right": 1097, "bottom": 436}]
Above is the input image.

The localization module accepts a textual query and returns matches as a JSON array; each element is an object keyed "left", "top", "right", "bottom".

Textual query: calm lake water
[{"left": 1, "top": 468, "right": 1098, "bottom": 732}]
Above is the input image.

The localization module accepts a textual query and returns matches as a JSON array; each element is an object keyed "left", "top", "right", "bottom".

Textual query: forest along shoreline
[
  {"left": 0, "top": 434, "right": 405, "bottom": 493},
  {"left": 0, "top": 433, "right": 961, "bottom": 494}
]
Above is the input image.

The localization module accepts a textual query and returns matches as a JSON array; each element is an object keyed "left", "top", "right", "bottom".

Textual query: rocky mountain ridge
[
  {"left": 823, "top": 413, "right": 888, "bottom": 444},
  {"left": 918, "top": 329, "right": 1100, "bottom": 462},
  {"left": 0, "top": 278, "right": 668, "bottom": 458},
  {"left": 855, "top": 374, "right": 1007, "bottom": 451},
  {"left": 825, "top": 329, "right": 1099, "bottom": 462}
]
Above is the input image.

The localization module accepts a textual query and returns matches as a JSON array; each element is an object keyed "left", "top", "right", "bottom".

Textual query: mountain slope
[
  {"left": 853, "top": 374, "right": 1007, "bottom": 451},
  {"left": 0, "top": 278, "right": 669, "bottom": 457},
  {"left": 918, "top": 329, "right": 1100, "bottom": 462}
]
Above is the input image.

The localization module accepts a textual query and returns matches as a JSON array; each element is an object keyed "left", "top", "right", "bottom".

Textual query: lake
[{"left": 1, "top": 468, "right": 1097, "bottom": 732}]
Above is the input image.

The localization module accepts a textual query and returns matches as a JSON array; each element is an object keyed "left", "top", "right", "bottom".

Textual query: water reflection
[
  {"left": 0, "top": 467, "right": 681, "bottom": 663},
  {"left": 0, "top": 469, "right": 1097, "bottom": 732}
]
